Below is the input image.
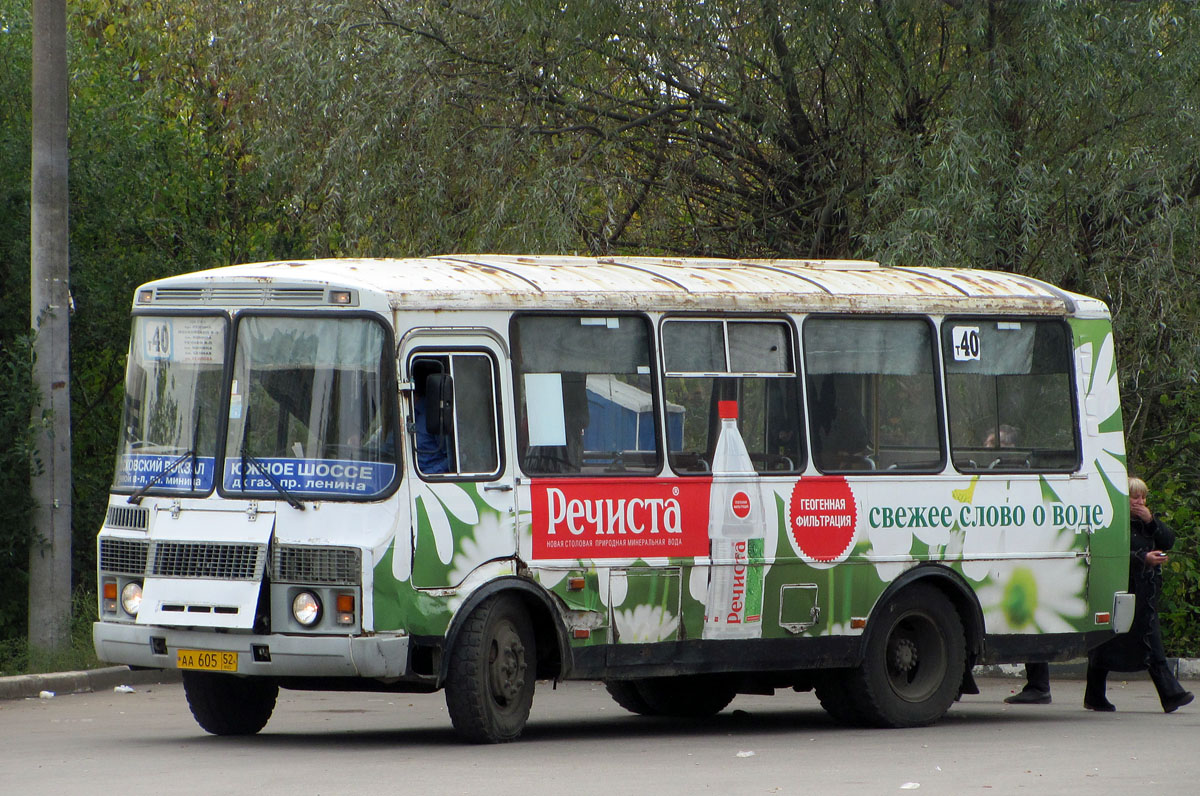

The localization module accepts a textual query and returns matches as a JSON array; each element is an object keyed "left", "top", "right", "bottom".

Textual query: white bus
[{"left": 94, "top": 255, "right": 1133, "bottom": 742}]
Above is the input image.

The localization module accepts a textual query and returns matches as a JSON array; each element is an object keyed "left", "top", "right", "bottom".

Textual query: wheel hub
[
  {"left": 489, "top": 626, "right": 527, "bottom": 704},
  {"left": 891, "top": 636, "right": 919, "bottom": 673}
]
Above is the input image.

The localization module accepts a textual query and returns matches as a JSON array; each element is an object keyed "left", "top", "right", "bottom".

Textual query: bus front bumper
[{"left": 93, "top": 621, "right": 413, "bottom": 679}]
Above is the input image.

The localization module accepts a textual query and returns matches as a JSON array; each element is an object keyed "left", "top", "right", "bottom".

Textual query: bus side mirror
[{"left": 425, "top": 373, "right": 454, "bottom": 436}]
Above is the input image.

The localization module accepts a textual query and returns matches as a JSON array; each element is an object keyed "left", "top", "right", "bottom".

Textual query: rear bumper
[{"left": 93, "top": 621, "right": 412, "bottom": 679}]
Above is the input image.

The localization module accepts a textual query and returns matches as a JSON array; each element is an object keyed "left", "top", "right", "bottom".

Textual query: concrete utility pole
[{"left": 29, "top": 0, "right": 73, "bottom": 654}]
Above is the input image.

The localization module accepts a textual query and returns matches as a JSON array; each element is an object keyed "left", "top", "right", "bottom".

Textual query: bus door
[{"left": 400, "top": 334, "right": 516, "bottom": 590}]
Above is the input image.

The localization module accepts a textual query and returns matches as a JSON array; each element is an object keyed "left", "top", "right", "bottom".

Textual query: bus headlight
[
  {"left": 120, "top": 582, "right": 143, "bottom": 617},
  {"left": 292, "top": 591, "right": 322, "bottom": 626}
]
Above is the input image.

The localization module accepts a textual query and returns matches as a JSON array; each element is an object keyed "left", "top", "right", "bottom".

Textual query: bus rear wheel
[
  {"left": 632, "top": 675, "right": 736, "bottom": 717},
  {"left": 604, "top": 680, "right": 655, "bottom": 715},
  {"left": 851, "top": 583, "right": 965, "bottom": 728},
  {"left": 445, "top": 594, "right": 536, "bottom": 743},
  {"left": 181, "top": 671, "right": 278, "bottom": 735}
]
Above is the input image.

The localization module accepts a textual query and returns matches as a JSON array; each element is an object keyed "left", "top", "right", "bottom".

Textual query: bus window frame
[
  {"left": 216, "top": 308, "right": 403, "bottom": 503},
  {"left": 405, "top": 346, "right": 506, "bottom": 482},
  {"left": 802, "top": 313, "right": 947, "bottom": 476},
  {"left": 940, "top": 315, "right": 1082, "bottom": 476},
  {"left": 509, "top": 310, "right": 664, "bottom": 478},
  {"left": 659, "top": 313, "right": 807, "bottom": 476}
]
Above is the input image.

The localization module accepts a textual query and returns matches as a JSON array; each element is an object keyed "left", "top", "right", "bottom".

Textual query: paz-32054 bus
[{"left": 94, "top": 255, "right": 1133, "bottom": 742}]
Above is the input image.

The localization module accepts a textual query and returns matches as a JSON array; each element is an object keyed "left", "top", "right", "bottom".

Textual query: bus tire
[
  {"left": 814, "top": 670, "right": 870, "bottom": 726},
  {"left": 604, "top": 680, "right": 655, "bottom": 716},
  {"left": 181, "top": 671, "right": 277, "bottom": 736},
  {"left": 634, "top": 675, "right": 736, "bottom": 717},
  {"left": 445, "top": 593, "right": 536, "bottom": 743},
  {"left": 851, "top": 583, "right": 965, "bottom": 728}
]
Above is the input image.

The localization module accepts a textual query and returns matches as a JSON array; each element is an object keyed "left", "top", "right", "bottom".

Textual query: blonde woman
[{"left": 1085, "top": 477, "right": 1193, "bottom": 712}]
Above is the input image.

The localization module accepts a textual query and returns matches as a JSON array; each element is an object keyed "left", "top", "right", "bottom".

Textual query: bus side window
[
  {"left": 803, "top": 317, "right": 943, "bottom": 474},
  {"left": 662, "top": 318, "right": 805, "bottom": 474},
  {"left": 410, "top": 353, "right": 501, "bottom": 478},
  {"left": 512, "top": 314, "right": 659, "bottom": 476},
  {"left": 943, "top": 319, "right": 1078, "bottom": 473}
]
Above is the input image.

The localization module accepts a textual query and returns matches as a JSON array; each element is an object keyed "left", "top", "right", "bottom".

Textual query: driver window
[{"left": 408, "top": 352, "right": 500, "bottom": 478}]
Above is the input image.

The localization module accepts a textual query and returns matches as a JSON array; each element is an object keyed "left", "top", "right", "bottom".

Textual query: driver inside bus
[{"left": 412, "top": 361, "right": 450, "bottom": 474}]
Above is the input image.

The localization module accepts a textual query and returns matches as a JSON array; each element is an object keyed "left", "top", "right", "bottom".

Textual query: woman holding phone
[{"left": 1085, "top": 477, "right": 1193, "bottom": 713}]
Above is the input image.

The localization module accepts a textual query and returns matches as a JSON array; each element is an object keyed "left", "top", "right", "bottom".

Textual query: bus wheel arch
[
  {"left": 867, "top": 565, "right": 984, "bottom": 663},
  {"left": 440, "top": 577, "right": 570, "bottom": 688}
]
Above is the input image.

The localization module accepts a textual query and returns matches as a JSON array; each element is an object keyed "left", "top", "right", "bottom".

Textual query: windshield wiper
[
  {"left": 239, "top": 410, "right": 305, "bottom": 511},
  {"left": 127, "top": 449, "right": 195, "bottom": 505},
  {"left": 128, "top": 408, "right": 204, "bottom": 505}
]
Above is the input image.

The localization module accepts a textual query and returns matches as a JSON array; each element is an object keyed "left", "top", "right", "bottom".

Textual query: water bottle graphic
[
  {"left": 708, "top": 400, "right": 764, "bottom": 538},
  {"left": 704, "top": 400, "right": 765, "bottom": 639}
]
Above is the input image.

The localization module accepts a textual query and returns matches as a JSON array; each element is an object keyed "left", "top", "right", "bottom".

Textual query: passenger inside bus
[{"left": 809, "top": 376, "right": 874, "bottom": 471}]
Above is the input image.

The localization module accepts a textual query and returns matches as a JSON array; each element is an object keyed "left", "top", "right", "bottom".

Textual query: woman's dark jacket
[{"left": 1090, "top": 512, "right": 1176, "bottom": 672}]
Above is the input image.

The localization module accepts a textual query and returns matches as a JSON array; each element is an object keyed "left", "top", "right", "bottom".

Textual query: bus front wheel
[
  {"left": 445, "top": 594, "right": 536, "bottom": 743},
  {"left": 181, "top": 671, "right": 278, "bottom": 735},
  {"left": 852, "top": 583, "right": 965, "bottom": 728}
]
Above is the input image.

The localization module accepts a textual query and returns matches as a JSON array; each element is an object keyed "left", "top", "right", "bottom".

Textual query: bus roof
[{"left": 137, "top": 255, "right": 1107, "bottom": 317}]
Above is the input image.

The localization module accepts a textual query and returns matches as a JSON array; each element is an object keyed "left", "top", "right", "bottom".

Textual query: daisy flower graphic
[
  {"left": 973, "top": 525, "right": 1087, "bottom": 633},
  {"left": 1078, "top": 332, "right": 1128, "bottom": 524},
  {"left": 614, "top": 603, "right": 680, "bottom": 643}
]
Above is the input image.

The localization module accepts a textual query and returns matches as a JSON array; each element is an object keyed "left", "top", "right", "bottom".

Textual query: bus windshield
[
  {"left": 222, "top": 315, "right": 397, "bottom": 499},
  {"left": 113, "top": 315, "right": 226, "bottom": 494}
]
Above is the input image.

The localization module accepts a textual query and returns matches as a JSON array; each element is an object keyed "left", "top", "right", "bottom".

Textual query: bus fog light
[
  {"left": 120, "top": 582, "right": 143, "bottom": 616},
  {"left": 292, "top": 592, "right": 322, "bottom": 626}
]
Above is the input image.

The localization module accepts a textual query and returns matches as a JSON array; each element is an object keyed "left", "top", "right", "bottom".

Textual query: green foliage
[
  {"left": 0, "top": 0, "right": 34, "bottom": 644},
  {"left": 1138, "top": 406, "right": 1200, "bottom": 657},
  {"left": 0, "top": 587, "right": 101, "bottom": 676}
]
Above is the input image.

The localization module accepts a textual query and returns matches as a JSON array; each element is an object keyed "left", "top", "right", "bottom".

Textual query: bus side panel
[{"left": 1069, "top": 317, "right": 1130, "bottom": 628}]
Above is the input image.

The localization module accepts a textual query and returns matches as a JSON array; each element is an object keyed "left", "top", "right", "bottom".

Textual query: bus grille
[
  {"left": 105, "top": 505, "right": 149, "bottom": 530},
  {"left": 273, "top": 545, "right": 362, "bottom": 585},
  {"left": 151, "top": 542, "right": 264, "bottom": 580},
  {"left": 151, "top": 286, "right": 328, "bottom": 305},
  {"left": 99, "top": 538, "right": 150, "bottom": 575}
]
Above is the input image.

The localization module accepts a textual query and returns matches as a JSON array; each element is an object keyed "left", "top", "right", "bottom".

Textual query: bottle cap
[{"left": 718, "top": 400, "right": 738, "bottom": 420}]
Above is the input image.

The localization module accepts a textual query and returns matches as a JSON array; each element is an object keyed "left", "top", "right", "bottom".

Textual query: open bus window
[
  {"left": 943, "top": 319, "right": 1079, "bottom": 473},
  {"left": 112, "top": 315, "right": 226, "bottom": 494},
  {"left": 512, "top": 314, "right": 659, "bottom": 475},
  {"left": 223, "top": 315, "right": 397, "bottom": 499},
  {"left": 662, "top": 319, "right": 805, "bottom": 474},
  {"left": 408, "top": 353, "right": 500, "bottom": 478},
  {"left": 803, "top": 317, "right": 943, "bottom": 474}
]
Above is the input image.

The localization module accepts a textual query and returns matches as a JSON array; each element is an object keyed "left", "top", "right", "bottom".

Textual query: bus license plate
[{"left": 177, "top": 649, "right": 238, "bottom": 672}]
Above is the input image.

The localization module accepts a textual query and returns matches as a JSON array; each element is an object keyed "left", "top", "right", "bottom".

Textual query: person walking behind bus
[
  {"left": 1004, "top": 662, "right": 1051, "bottom": 704},
  {"left": 1084, "top": 477, "right": 1193, "bottom": 713}
]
